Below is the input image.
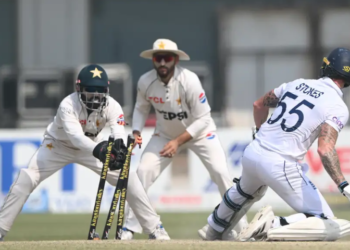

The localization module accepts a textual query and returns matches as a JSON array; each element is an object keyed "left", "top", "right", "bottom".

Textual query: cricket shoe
[
  {"left": 149, "top": 224, "right": 170, "bottom": 240},
  {"left": 198, "top": 224, "right": 237, "bottom": 241},
  {"left": 237, "top": 205, "right": 275, "bottom": 242},
  {"left": 120, "top": 227, "right": 134, "bottom": 240}
]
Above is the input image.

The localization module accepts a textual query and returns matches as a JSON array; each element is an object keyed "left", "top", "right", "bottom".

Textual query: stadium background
[{"left": 0, "top": 0, "right": 350, "bottom": 241}]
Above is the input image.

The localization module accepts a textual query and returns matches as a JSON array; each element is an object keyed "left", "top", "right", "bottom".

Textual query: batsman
[{"left": 0, "top": 64, "right": 169, "bottom": 241}]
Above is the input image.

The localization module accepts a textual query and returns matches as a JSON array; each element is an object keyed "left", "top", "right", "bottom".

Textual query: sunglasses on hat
[{"left": 153, "top": 54, "right": 175, "bottom": 63}]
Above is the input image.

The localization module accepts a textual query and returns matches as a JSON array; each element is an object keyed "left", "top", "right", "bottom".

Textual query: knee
[
  {"left": 136, "top": 164, "right": 154, "bottom": 180},
  {"left": 12, "top": 169, "right": 38, "bottom": 195},
  {"left": 136, "top": 165, "right": 156, "bottom": 189}
]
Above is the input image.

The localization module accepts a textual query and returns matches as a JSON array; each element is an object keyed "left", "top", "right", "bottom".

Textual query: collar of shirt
[
  {"left": 157, "top": 66, "right": 180, "bottom": 87},
  {"left": 320, "top": 77, "right": 343, "bottom": 98}
]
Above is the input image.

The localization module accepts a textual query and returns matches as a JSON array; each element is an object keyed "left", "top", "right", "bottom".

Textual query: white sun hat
[{"left": 140, "top": 38, "right": 190, "bottom": 60}]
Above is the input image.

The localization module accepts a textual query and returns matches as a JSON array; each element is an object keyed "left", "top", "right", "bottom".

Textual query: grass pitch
[
  {"left": 2, "top": 240, "right": 350, "bottom": 250},
  {"left": 1, "top": 210, "right": 350, "bottom": 249}
]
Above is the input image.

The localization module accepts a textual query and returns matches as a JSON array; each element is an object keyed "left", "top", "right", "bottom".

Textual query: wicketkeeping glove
[
  {"left": 93, "top": 139, "right": 128, "bottom": 170},
  {"left": 338, "top": 181, "right": 350, "bottom": 202}
]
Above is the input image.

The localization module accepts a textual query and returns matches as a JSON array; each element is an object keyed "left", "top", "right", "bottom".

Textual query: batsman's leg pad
[
  {"left": 267, "top": 217, "right": 350, "bottom": 241},
  {"left": 223, "top": 180, "right": 268, "bottom": 235}
]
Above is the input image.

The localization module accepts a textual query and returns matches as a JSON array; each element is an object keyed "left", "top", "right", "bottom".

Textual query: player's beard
[
  {"left": 81, "top": 93, "right": 104, "bottom": 110},
  {"left": 155, "top": 63, "right": 176, "bottom": 80}
]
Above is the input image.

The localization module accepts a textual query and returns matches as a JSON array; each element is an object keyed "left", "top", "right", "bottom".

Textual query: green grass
[{"left": 5, "top": 210, "right": 350, "bottom": 241}]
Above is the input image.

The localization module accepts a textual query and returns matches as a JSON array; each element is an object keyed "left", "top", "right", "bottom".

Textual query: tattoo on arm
[
  {"left": 318, "top": 123, "right": 345, "bottom": 185},
  {"left": 321, "top": 149, "right": 344, "bottom": 185},
  {"left": 262, "top": 91, "right": 279, "bottom": 107}
]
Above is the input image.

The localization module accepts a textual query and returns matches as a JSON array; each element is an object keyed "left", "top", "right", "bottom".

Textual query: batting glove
[{"left": 338, "top": 181, "right": 350, "bottom": 202}]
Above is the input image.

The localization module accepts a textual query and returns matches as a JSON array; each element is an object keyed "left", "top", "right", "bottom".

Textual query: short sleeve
[
  {"left": 325, "top": 104, "right": 349, "bottom": 133},
  {"left": 273, "top": 83, "right": 288, "bottom": 98}
]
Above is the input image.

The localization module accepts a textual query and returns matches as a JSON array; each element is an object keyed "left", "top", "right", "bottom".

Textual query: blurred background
[{"left": 1, "top": 0, "right": 350, "bottom": 240}]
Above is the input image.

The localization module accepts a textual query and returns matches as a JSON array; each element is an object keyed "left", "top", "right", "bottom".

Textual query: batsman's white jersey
[
  {"left": 0, "top": 93, "right": 162, "bottom": 235},
  {"left": 256, "top": 77, "right": 349, "bottom": 160},
  {"left": 208, "top": 77, "right": 349, "bottom": 233},
  {"left": 124, "top": 66, "right": 247, "bottom": 234}
]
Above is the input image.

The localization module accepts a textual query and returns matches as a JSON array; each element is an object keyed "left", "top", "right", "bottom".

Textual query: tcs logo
[
  {"left": 149, "top": 97, "right": 165, "bottom": 104},
  {"left": 156, "top": 109, "right": 188, "bottom": 121}
]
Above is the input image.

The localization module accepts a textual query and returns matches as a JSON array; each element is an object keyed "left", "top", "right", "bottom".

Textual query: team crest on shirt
[
  {"left": 199, "top": 93, "right": 206, "bottom": 103},
  {"left": 206, "top": 133, "right": 215, "bottom": 140},
  {"left": 117, "top": 114, "right": 125, "bottom": 125},
  {"left": 96, "top": 119, "right": 100, "bottom": 127}
]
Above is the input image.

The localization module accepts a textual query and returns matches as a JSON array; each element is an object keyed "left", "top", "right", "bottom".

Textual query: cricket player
[
  {"left": 199, "top": 48, "right": 350, "bottom": 241},
  {"left": 0, "top": 64, "right": 170, "bottom": 241},
  {"left": 120, "top": 38, "right": 247, "bottom": 240}
]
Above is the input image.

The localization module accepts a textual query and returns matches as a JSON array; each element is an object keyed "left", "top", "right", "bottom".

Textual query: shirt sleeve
[
  {"left": 108, "top": 99, "right": 126, "bottom": 141},
  {"left": 185, "top": 73, "right": 212, "bottom": 138},
  {"left": 59, "top": 104, "right": 97, "bottom": 152},
  {"left": 325, "top": 104, "right": 349, "bottom": 133},
  {"left": 132, "top": 78, "right": 152, "bottom": 133},
  {"left": 273, "top": 83, "right": 288, "bottom": 98}
]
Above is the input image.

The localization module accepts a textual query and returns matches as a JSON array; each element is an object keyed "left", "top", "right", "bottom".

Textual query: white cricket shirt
[
  {"left": 45, "top": 92, "right": 125, "bottom": 152},
  {"left": 132, "top": 66, "right": 216, "bottom": 139},
  {"left": 256, "top": 77, "right": 349, "bottom": 160}
]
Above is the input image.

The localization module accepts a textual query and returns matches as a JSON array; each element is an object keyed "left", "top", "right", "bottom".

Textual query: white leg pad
[
  {"left": 223, "top": 185, "right": 268, "bottom": 235},
  {"left": 267, "top": 217, "right": 350, "bottom": 241}
]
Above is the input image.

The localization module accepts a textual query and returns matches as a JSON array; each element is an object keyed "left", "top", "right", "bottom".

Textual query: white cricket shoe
[
  {"left": 148, "top": 224, "right": 170, "bottom": 240},
  {"left": 198, "top": 224, "right": 237, "bottom": 241},
  {"left": 120, "top": 228, "right": 134, "bottom": 240},
  {"left": 237, "top": 205, "right": 275, "bottom": 242}
]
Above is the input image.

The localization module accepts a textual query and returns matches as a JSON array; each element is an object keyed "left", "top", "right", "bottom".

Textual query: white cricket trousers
[
  {"left": 208, "top": 140, "right": 333, "bottom": 233},
  {"left": 125, "top": 133, "right": 248, "bottom": 233},
  {"left": 0, "top": 138, "right": 160, "bottom": 234}
]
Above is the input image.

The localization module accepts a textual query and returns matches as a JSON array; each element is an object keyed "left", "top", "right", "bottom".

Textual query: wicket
[{"left": 88, "top": 134, "right": 135, "bottom": 240}]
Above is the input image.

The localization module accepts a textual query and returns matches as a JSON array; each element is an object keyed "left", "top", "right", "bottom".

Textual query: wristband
[{"left": 338, "top": 181, "right": 349, "bottom": 193}]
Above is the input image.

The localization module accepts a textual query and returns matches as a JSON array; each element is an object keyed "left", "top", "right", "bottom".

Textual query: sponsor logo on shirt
[
  {"left": 149, "top": 97, "right": 165, "bottom": 104},
  {"left": 156, "top": 110, "right": 188, "bottom": 121},
  {"left": 117, "top": 114, "right": 125, "bottom": 125},
  {"left": 332, "top": 116, "right": 344, "bottom": 130},
  {"left": 206, "top": 133, "right": 215, "bottom": 140},
  {"left": 79, "top": 120, "right": 87, "bottom": 125},
  {"left": 199, "top": 93, "right": 206, "bottom": 103}
]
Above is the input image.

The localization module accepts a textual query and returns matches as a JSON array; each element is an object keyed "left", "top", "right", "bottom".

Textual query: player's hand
[
  {"left": 338, "top": 181, "right": 350, "bottom": 202},
  {"left": 252, "top": 126, "right": 259, "bottom": 140},
  {"left": 132, "top": 132, "right": 142, "bottom": 149},
  {"left": 160, "top": 139, "right": 179, "bottom": 158}
]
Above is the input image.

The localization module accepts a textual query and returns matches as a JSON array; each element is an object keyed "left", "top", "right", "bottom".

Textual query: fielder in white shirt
[
  {"left": 0, "top": 64, "right": 169, "bottom": 241},
  {"left": 120, "top": 38, "right": 247, "bottom": 240},
  {"left": 200, "top": 48, "right": 350, "bottom": 242}
]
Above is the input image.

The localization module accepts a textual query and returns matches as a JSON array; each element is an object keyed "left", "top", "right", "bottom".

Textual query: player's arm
[
  {"left": 318, "top": 107, "right": 350, "bottom": 200},
  {"left": 253, "top": 90, "right": 279, "bottom": 129},
  {"left": 317, "top": 123, "right": 345, "bottom": 185},
  {"left": 181, "top": 74, "right": 211, "bottom": 144},
  {"left": 160, "top": 74, "right": 210, "bottom": 157},
  {"left": 59, "top": 105, "right": 97, "bottom": 152},
  {"left": 132, "top": 79, "right": 152, "bottom": 144},
  {"left": 108, "top": 99, "right": 126, "bottom": 141}
]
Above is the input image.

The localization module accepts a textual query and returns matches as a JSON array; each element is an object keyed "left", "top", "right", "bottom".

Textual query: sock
[{"left": 272, "top": 213, "right": 308, "bottom": 229}]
